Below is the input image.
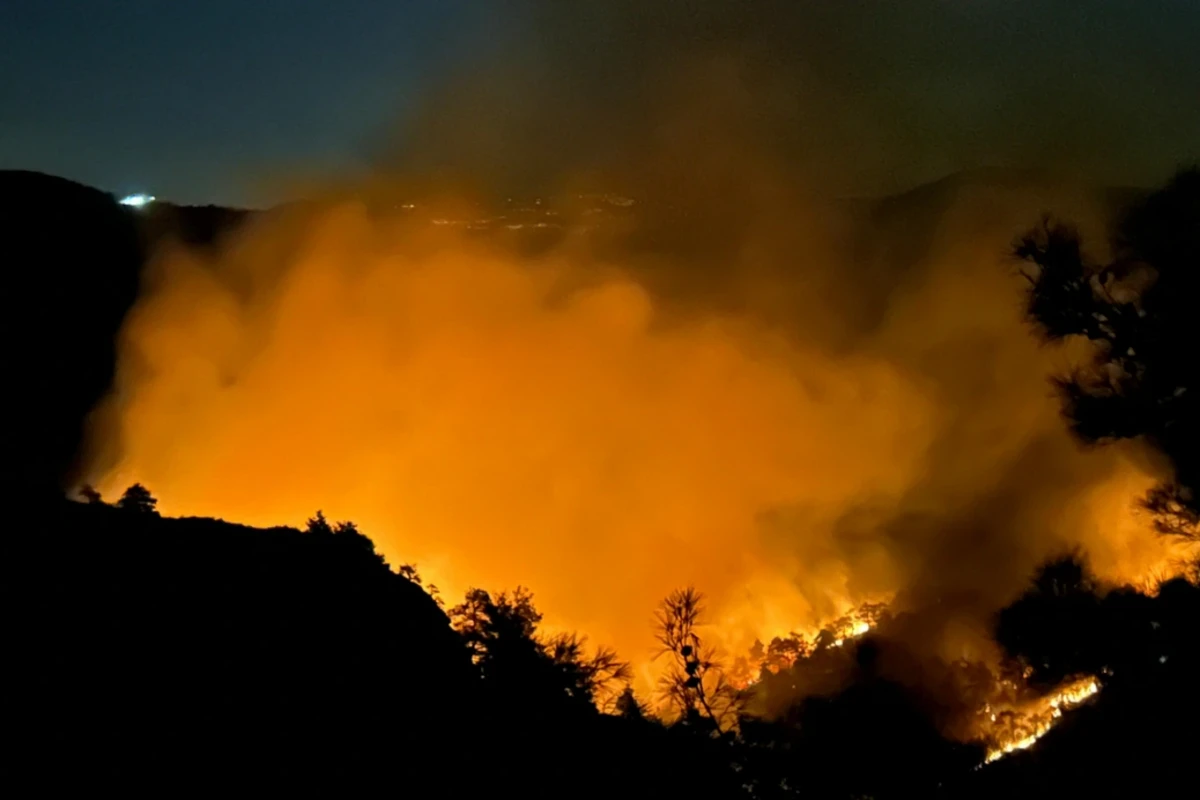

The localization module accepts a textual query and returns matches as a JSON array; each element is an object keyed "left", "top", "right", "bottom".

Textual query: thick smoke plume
[{"left": 86, "top": 3, "right": 1189, "bottom": 692}]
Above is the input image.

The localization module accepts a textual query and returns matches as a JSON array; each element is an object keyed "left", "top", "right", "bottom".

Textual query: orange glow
[
  {"left": 982, "top": 676, "right": 1101, "bottom": 764},
  {"left": 83, "top": 180, "right": 1190, "bottom": 698}
]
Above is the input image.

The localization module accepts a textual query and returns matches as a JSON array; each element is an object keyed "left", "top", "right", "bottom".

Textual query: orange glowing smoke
[{"left": 84, "top": 180, "right": 1186, "bottom": 695}]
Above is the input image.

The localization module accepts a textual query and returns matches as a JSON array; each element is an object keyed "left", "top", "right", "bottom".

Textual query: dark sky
[
  {"left": 4, "top": 1, "right": 1198, "bottom": 205},
  {"left": 1, "top": 0, "right": 490, "bottom": 205}
]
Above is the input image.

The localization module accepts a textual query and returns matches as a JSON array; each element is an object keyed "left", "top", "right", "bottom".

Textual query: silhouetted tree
[
  {"left": 396, "top": 562, "right": 443, "bottom": 606},
  {"left": 116, "top": 483, "right": 157, "bottom": 515},
  {"left": 330, "top": 520, "right": 386, "bottom": 564},
  {"left": 450, "top": 587, "right": 631, "bottom": 712},
  {"left": 654, "top": 587, "right": 741, "bottom": 733},
  {"left": 1017, "top": 168, "right": 1200, "bottom": 538},
  {"left": 968, "top": 551, "right": 1200, "bottom": 800},
  {"left": 304, "top": 510, "right": 386, "bottom": 566},
  {"left": 453, "top": 586, "right": 541, "bottom": 664},
  {"left": 544, "top": 631, "right": 632, "bottom": 708},
  {"left": 305, "top": 510, "right": 334, "bottom": 534}
]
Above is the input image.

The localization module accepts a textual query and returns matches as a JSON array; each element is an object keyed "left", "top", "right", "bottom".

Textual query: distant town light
[{"left": 119, "top": 193, "right": 156, "bottom": 208}]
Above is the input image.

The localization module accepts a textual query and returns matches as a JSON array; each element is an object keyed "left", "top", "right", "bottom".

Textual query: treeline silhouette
[
  {"left": 15, "top": 490, "right": 739, "bottom": 796},
  {"left": 4, "top": 168, "right": 1198, "bottom": 796},
  {"left": 968, "top": 556, "right": 1200, "bottom": 797},
  {"left": 15, "top": 483, "right": 1197, "bottom": 797}
]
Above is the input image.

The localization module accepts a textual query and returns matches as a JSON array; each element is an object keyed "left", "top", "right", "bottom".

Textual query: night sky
[
  {"left": 4, "top": 1, "right": 1198, "bottom": 205},
  {"left": 2, "top": 0, "right": 489, "bottom": 205}
]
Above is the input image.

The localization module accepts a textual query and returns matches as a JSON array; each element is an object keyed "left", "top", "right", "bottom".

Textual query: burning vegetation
[
  {"left": 981, "top": 675, "right": 1101, "bottom": 764},
  {"left": 651, "top": 588, "right": 1109, "bottom": 768}
]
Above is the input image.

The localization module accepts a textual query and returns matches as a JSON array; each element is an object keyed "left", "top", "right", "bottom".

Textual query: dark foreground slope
[
  {"left": 7, "top": 499, "right": 733, "bottom": 796},
  {"left": 947, "top": 561, "right": 1200, "bottom": 799},
  {"left": 13, "top": 498, "right": 1197, "bottom": 798},
  {"left": 12, "top": 499, "right": 467, "bottom": 791}
]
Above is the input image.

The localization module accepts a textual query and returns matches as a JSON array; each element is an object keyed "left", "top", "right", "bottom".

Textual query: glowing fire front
[
  {"left": 981, "top": 676, "right": 1101, "bottom": 764},
  {"left": 727, "top": 603, "right": 889, "bottom": 688},
  {"left": 725, "top": 601, "right": 1102, "bottom": 766}
]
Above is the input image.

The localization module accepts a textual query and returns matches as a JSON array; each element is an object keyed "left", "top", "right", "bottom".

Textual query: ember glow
[
  {"left": 982, "top": 676, "right": 1102, "bottom": 764},
  {"left": 831, "top": 621, "right": 871, "bottom": 649},
  {"left": 727, "top": 602, "right": 890, "bottom": 690}
]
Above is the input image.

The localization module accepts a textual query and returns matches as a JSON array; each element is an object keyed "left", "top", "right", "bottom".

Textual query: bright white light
[{"left": 119, "top": 193, "right": 155, "bottom": 208}]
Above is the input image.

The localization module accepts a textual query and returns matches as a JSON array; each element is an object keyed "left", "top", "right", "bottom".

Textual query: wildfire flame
[
  {"left": 981, "top": 676, "right": 1101, "bottom": 764},
  {"left": 831, "top": 620, "right": 872, "bottom": 648},
  {"left": 727, "top": 602, "right": 889, "bottom": 691},
  {"left": 728, "top": 600, "right": 1104, "bottom": 766}
]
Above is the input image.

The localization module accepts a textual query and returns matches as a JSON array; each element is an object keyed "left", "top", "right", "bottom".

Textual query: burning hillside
[
  {"left": 713, "top": 594, "right": 1105, "bottom": 764},
  {"left": 981, "top": 675, "right": 1101, "bottom": 764},
  {"left": 82, "top": 172, "right": 1189, "bottom": 708}
]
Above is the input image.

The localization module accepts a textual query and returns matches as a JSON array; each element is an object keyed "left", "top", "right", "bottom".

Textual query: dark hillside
[
  {"left": 0, "top": 171, "right": 251, "bottom": 497},
  {"left": 138, "top": 201, "right": 254, "bottom": 251},
  {"left": 0, "top": 171, "right": 142, "bottom": 496},
  {"left": 13, "top": 499, "right": 469, "bottom": 790},
  {"left": 8, "top": 499, "right": 731, "bottom": 795}
]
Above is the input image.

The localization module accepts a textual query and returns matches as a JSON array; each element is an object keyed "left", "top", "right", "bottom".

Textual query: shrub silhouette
[{"left": 117, "top": 483, "right": 158, "bottom": 515}]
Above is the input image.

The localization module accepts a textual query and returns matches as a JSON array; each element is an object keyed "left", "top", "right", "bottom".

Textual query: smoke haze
[
  {"left": 85, "top": 1, "right": 1193, "bottom": 692},
  {"left": 395, "top": 0, "right": 1199, "bottom": 196}
]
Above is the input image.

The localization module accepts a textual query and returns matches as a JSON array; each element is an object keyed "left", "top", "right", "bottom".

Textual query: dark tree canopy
[
  {"left": 1018, "top": 168, "right": 1200, "bottom": 538},
  {"left": 116, "top": 482, "right": 158, "bottom": 515},
  {"left": 994, "top": 555, "right": 1105, "bottom": 688},
  {"left": 450, "top": 587, "right": 631, "bottom": 714},
  {"left": 304, "top": 510, "right": 386, "bottom": 566}
]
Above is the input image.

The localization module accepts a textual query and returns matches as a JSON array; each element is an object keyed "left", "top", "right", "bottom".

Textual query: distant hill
[
  {"left": 0, "top": 171, "right": 254, "bottom": 495},
  {"left": 138, "top": 199, "right": 255, "bottom": 251},
  {"left": 0, "top": 170, "right": 143, "bottom": 496}
]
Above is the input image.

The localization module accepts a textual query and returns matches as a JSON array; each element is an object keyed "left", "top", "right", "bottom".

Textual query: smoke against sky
[
  {"left": 4, "top": 1, "right": 1198, "bottom": 203},
  {"left": 85, "top": 177, "right": 1184, "bottom": 688},
  {"left": 75, "top": 1, "right": 1198, "bottom": 697},
  {"left": 340, "top": 0, "right": 1200, "bottom": 197}
]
